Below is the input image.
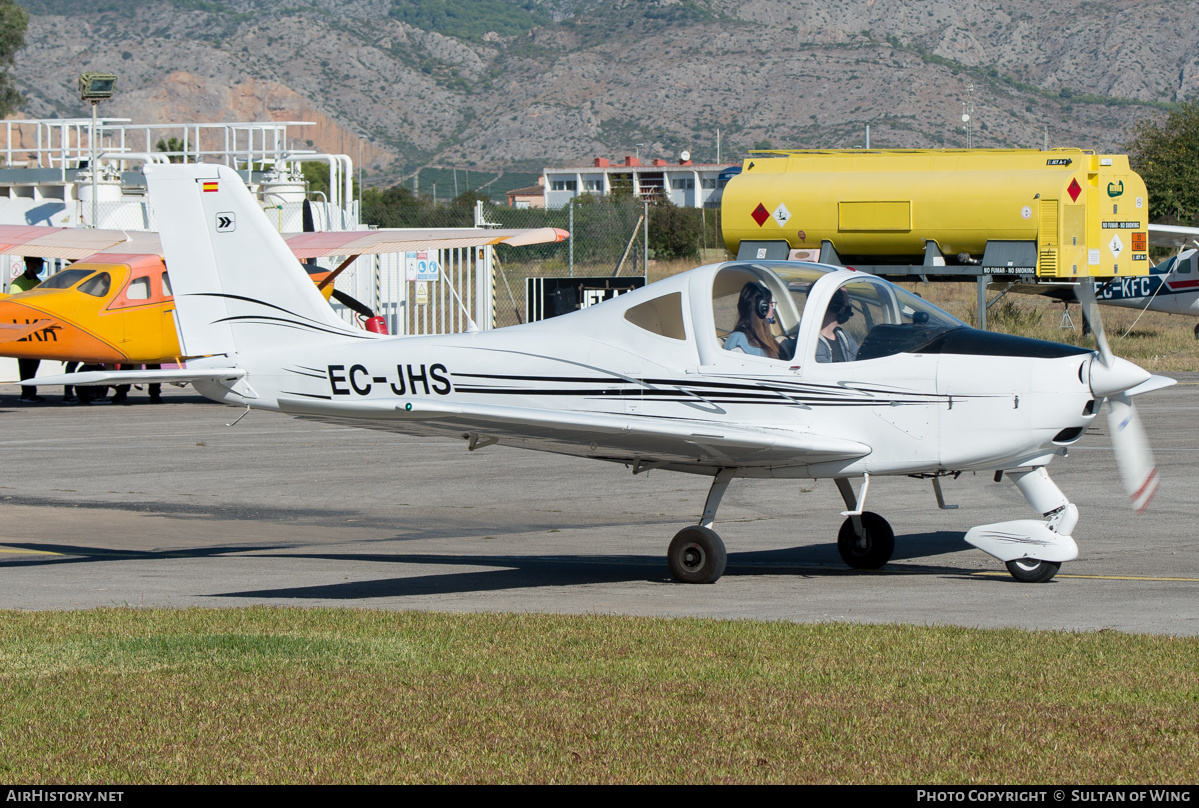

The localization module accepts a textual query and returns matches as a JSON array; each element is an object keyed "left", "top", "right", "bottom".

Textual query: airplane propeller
[{"left": 1076, "top": 280, "right": 1160, "bottom": 512}]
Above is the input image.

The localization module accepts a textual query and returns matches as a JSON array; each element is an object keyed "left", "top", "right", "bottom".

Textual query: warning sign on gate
[{"left": 406, "top": 251, "right": 441, "bottom": 282}]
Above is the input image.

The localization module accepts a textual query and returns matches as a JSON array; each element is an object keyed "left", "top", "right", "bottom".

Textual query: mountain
[{"left": 8, "top": 0, "right": 1198, "bottom": 187}]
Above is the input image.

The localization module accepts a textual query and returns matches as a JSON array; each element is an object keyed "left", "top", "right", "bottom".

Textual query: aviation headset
[
  {"left": 750, "top": 282, "right": 773, "bottom": 320},
  {"left": 830, "top": 289, "right": 853, "bottom": 324}
]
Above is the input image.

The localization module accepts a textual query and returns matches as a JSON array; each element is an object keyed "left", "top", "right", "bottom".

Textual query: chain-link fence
[{"left": 363, "top": 196, "right": 729, "bottom": 328}]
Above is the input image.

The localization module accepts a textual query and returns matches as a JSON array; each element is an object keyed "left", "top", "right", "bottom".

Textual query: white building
[{"left": 542, "top": 156, "right": 738, "bottom": 210}]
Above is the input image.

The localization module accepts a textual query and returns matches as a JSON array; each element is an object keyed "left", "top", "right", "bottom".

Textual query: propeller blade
[
  {"left": 302, "top": 199, "right": 316, "bottom": 233},
  {"left": 1075, "top": 278, "right": 1113, "bottom": 367},
  {"left": 1106, "top": 393, "right": 1160, "bottom": 513},
  {"left": 331, "top": 288, "right": 375, "bottom": 319}
]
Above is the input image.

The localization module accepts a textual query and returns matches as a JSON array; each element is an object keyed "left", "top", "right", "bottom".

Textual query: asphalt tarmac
[{"left": 1, "top": 374, "right": 1197, "bottom": 635}]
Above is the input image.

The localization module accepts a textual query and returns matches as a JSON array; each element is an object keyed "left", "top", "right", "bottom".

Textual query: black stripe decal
[
  {"left": 281, "top": 391, "right": 333, "bottom": 400},
  {"left": 212, "top": 315, "right": 373, "bottom": 338}
]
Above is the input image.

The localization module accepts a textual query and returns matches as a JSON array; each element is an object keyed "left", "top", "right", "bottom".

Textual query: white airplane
[{"left": 37, "top": 164, "right": 1175, "bottom": 585}]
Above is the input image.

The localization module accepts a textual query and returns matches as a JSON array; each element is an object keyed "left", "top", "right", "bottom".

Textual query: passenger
[
  {"left": 723, "top": 282, "right": 782, "bottom": 359},
  {"left": 816, "top": 288, "right": 860, "bottom": 363}
]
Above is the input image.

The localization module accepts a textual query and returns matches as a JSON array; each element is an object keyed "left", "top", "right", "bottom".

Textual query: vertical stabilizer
[{"left": 145, "top": 163, "right": 363, "bottom": 361}]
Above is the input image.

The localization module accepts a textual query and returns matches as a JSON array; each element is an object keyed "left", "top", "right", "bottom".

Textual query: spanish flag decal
[{"left": 202, "top": 181, "right": 219, "bottom": 193}]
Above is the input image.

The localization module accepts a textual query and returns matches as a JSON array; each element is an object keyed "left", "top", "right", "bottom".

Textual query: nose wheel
[
  {"left": 837, "top": 512, "right": 895, "bottom": 570},
  {"left": 1005, "top": 558, "right": 1061, "bottom": 583}
]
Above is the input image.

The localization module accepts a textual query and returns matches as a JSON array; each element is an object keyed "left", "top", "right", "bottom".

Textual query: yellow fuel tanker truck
[{"left": 721, "top": 149, "right": 1149, "bottom": 279}]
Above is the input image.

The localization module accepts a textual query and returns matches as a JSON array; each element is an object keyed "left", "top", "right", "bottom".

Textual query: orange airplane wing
[
  {"left": 281, "top": 227, "right": 570, "bottom": 258},
  {"left": 0, "top": 224, "right": 568, "bottom": 261}
]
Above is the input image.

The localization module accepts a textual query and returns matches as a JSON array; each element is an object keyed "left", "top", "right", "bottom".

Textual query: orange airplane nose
[{"left": 0, "top": 299, "right": 123, "bottom": 363}]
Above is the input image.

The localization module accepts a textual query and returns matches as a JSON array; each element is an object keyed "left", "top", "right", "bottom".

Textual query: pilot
[
  {"left": 723, "top": 282, "right": 782, "bottom": 359},
  {"left": 816, "top": 288, "right": 860, "bottom": 363}
]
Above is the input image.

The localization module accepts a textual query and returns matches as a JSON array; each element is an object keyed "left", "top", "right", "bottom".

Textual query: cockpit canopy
[{"left": 711, "top": 262, "right": 966, "bottom": 364}]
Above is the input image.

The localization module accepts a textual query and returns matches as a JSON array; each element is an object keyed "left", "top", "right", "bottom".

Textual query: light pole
[{"left": 78, "top": 72, "right": 117, "bottom": 229}]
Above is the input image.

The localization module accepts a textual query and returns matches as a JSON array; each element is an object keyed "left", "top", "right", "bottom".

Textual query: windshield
[
  {"left": 34, "top": 269, "right": 95, "bottom": 290},
  {"left": 819, "top": 278, "right": 967, "bottom": 363}
]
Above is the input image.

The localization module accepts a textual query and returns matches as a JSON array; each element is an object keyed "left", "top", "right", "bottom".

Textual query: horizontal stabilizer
[{"left": 23, "top": 368, "right": 245, "bottom": 386}]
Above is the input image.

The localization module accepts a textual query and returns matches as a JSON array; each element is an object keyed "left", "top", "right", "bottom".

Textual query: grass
[{"left": 1, "top": 608, "right": 1197, "bottom": 784}]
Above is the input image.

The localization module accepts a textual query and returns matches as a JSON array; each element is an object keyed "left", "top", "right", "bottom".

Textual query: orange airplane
[{"left": 0, "top": 224, "right": 567, "bottom": 368}]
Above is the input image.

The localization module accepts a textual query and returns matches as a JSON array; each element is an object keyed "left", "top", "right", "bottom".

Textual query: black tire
[
  {"left": 667, "top": 526, "right": 727, "bottom": 584},
  {"left": 1193, "top": 323, "right": 1199, "bottom": 340},
  {"left": 1005, "top": 558, "right": 1061, "bottom": 583},
  {"left": 75, "top": 363, "right": 106, "bottom": 403},
  {"left": 837, "top": 512, "right": 895, "bottom": 570}
]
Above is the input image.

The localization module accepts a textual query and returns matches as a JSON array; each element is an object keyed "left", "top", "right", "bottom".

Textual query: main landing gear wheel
[
  {"left": 1005, "top": 558, "right": 1061, "bottom": 583},
  {"left": 837, "top": 512, "right": 895, "bottom": 570},
  {"left": 667, "top": 526, "right": 727, "bottom": 584}
]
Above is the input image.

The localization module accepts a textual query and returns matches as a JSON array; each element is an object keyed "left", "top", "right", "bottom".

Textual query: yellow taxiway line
[{"left": 974, "top": 571, "right": 1199, "bottom": 582}]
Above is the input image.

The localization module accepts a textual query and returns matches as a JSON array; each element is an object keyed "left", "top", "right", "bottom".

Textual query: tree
[
  {"left": 155, "top": 137, "right": 185, "bottom": 163},
  {"left": 649, "top": 198, "right": 701, "bottom": 260},
  {"left": 451, "top": 189, "right": 490, "bottom": 210},
  {"left": 361, "top": 184, "right": 436, "bottom": 228},
  {"left": 301, "top": 160, "right": 358, "bottom": 203},
  {"left": 0, "top": 0, "right": 27, "bottom": 118},
  {"left": 1124, "top": 102, "right": 1199, "bottom": 226}
]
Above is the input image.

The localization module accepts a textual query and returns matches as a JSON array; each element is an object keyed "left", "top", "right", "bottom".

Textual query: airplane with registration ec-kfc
[
  {"left": 999, "top": 223, "right": 1199, "bottom": 335},
  {"left": 36, "top": 163, "right": 1173, "bottom": 585}
]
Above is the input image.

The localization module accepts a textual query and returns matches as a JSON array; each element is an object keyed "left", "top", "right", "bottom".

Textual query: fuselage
[
  {"left": 1094, "top": 249, "right": 1199, "bottom": 315},
  {"left": 0, "top": 254, "right": 343, "bottom": 365},
  {"left": 0, "top": 255, "right": 179, "bottom": 364},
  {"left": 192, "top": 261, "right": 1100, "bottom": 480}
]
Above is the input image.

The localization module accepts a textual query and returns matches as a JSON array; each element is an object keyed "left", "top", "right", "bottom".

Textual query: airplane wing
[
  {"left": 0, "top": 319, "right": 57, "bottom": 341},
  {"left": 24, "top": 364, "right": 868, "bottom": 468},
  {"left": 275, "top": 396, "right": 871, "bottom": 469},
  {"left": 280, "top": 227, "right": 569, "bottom": 259},
  {"left": 0, "top": 226, "right": 161, "bottom": 258},
  {"left": 1148, "top": 223, "right": 1199, "bottom": 248},
  {"left": 0, "top": 224, "right": 568, "bottom": 261}
]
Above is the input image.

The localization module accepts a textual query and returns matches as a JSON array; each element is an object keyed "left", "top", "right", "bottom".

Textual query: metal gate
[{"left": 329, "top": 245, "right": 495, "bottom": 336}]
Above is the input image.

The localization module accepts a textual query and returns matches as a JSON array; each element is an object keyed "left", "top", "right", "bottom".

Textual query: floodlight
[{"left": 79, "top": 73, "right": 117, "bottom": 102}]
